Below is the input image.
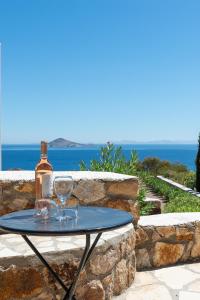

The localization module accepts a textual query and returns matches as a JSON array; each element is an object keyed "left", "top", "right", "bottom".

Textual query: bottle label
[{"left": 42, "top": 174, "right": 53, "bottom": 198}]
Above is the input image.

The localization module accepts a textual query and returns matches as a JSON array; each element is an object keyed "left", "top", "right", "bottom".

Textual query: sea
[{"left": 1, "top": 144, "right": 198, "bottom": 172}]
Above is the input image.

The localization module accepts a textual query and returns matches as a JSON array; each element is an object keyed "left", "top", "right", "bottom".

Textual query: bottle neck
[
  {"left": 40, "top": 141, "right": 48, "bottom": 159},
  {"left": 41, "top": 153, "right": 47, "bottom": 159}
]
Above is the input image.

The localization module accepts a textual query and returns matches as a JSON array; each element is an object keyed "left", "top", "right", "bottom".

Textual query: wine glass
[
  {"left": 54, "top": 176, "right": 74, "bottom": 221},
  {"left": 34, "top": 174, "right": 57, "bottom": 220}
]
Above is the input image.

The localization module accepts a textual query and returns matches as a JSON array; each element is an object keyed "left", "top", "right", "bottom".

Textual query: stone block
[
  {"left": 102, "top": 274, "right": 114, "bottom": 300},
  {"left": 135, "top": 226, "right": 149, "bottom": 246},
  {"left": 0, "top": 265, "right": 43, "bottom": 300},
  {"left": 76, "top": 280, "right": 105, "bottom": 300},
  {"left": 89, "top": 247, "right": 120, "bottom": 276},
  {"left": 127, "top": 253, "right": 136, "bottom": 285},
  {"left": 73, "top": 180, "right": 106, "bottom": 203},
  {"left": 0, "top": 180, "right": 35, "bottom": 216},
  {"left": 153, "top": 242, "right": 184, "bottom": 267},
  {"left": 156, "top": 226, "right": 176, "bottom": 239},
  {"left": 126, "top": 232, "right": 136, "bottom": 255},
  {"left": 105, "top": 199, "right": 139, "bottom": 225},
  {"left": 151, "top": 229, "right": 162, "bottom": 242},
  {"left": 12, "top": 198, "right": 29, "bottom": 210},
  {"left": 118, "top": 229, "right": 136, "bottom": 258},
  {"left": 106, "top": 179, "right": 138, "bottom": 200},
  {"left": 113, "top": 259, "right": 128, "bottom": 295},
  {"left": 181, "top": 241, "right": 194, "bottom": 262},
  {"left": 136, "top": 248, "right": 151, "bottom": 270},
  {"left": 14, "top": 182, "right": 35, "bottom": 193},
  {"left": 176, "top": 227, "right": 194, "bottom": 241},
  {"left": 191, "top": 223, "right": 200, "bottom": 258}
]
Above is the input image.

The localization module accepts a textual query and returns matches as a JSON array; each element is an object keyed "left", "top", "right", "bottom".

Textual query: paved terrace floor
[{"left": 113, "top": 262, "right": 200, "bottom": 300}]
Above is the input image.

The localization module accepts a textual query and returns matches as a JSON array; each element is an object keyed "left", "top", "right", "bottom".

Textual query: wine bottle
[{"left": 35, "top": 141, "right": 53, "bottom": 199}]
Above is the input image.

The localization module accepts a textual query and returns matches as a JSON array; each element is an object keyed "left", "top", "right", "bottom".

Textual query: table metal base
[{"left": 22, "top": 233, "right": 102, "bottom": 300}]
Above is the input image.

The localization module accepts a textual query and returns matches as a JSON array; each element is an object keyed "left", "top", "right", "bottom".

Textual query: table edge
[{"left": 0, "top": 207, "right": 134, "bottom": 236}]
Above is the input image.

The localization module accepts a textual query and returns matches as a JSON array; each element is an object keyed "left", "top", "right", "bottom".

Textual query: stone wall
[
  {"left": 0, "top": 171, "right": 139, "bottom": 225},
  {"left": 136, "top": 212, "right": 200, "bottom": 270},
  {"left": 0, "top": 224, "right": 135, "bottom": 300}
]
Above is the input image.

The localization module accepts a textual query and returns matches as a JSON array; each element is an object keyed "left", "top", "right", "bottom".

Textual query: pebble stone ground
[{"left": 113, "top": 262, "right": 200, "bottom": 300}]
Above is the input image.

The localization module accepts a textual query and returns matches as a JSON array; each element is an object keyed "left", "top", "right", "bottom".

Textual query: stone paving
[{"left": 113, "top": 262, "right": 200, "bottom": 300}]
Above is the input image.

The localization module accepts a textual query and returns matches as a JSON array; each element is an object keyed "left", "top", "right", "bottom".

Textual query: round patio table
[{"left": 0, "top": 206, "right": 133, "bottom": 300}]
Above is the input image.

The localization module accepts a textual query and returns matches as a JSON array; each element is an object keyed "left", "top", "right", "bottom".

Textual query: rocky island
[{"left": 48, "top": 138, "right": 91, "bottom": 148}]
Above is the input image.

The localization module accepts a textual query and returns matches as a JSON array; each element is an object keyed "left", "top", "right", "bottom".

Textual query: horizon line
[{"left": 2, "top": 141, "right": 198, "bottom": 145}]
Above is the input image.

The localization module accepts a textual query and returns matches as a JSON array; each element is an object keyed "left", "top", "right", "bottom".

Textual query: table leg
[
  {"left": 21, "top": 233, "right": 102, "bottom": 300},
  {"left": 63, "top": 234, "right": 91, "bottom": 300},
  {"left": 22, "top": 235, "right": 67, "bottom": 291}
]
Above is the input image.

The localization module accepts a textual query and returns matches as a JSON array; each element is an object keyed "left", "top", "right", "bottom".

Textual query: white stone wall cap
[
  {"left": 0, "top": 223, "right": 133, "bottom": 261},
  {"left": 0, "top": 170, "right": 137, "bottom": 182},
  {"left": 53, "top": 171, "right": 137, "bottom": 181},
  {"left": 0, "top": 171, "right": 35, "bottom": 181},
  {"left": 139, "top": 212, "right": 200, "bottom": 227},
  {"left": 157, "top": 176, "right": 192, "bottom": 192}
]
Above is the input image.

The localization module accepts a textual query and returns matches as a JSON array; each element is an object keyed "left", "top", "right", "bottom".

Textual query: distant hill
[
  {"left": 113, "top": 140, "right": 196, "bottom": 145},
  {"left": 48, "top": 138, "right": 91, "bottom": 148}
]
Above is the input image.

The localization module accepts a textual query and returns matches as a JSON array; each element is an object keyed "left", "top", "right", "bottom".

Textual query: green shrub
[
  {"left": 164, "top": 194, "right": 200, "bottom": 212},
  {"left": 137, "top": 157, "right": 188, "bottom": 176},
  {"left": 80, "top": 142, "right": 138, "bottom": 175},
  {"left": 182, "top": 172, "right": 196, "bottom": 189},
  {"left": 80, "top": 143, "right": 153, "bottom": 215}
]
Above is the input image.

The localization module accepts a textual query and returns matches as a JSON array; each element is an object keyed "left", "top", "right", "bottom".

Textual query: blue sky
[{"left": 0, "top": 0, "right": 200, "bottom": 144}]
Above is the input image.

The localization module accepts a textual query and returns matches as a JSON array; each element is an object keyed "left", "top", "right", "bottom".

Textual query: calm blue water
[{"left": 2, "top": 144, "right": 198, "bottom": 171}]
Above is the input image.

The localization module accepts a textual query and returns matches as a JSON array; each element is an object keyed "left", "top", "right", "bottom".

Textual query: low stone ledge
[
  {"left": 136, "top": 213, "right": 200, "bottom": 270},
  {"left": 157, "top": 175, "right": 200, "bottom": 198},
  {"left": 0, "top": 170, "right": 137, "bottom": 182},
  {"left": 0, "top": 224, "right": 135, "bottom": 300},
  {"left": 0, "top": 171, "right": 139, "bottom": 224}
]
